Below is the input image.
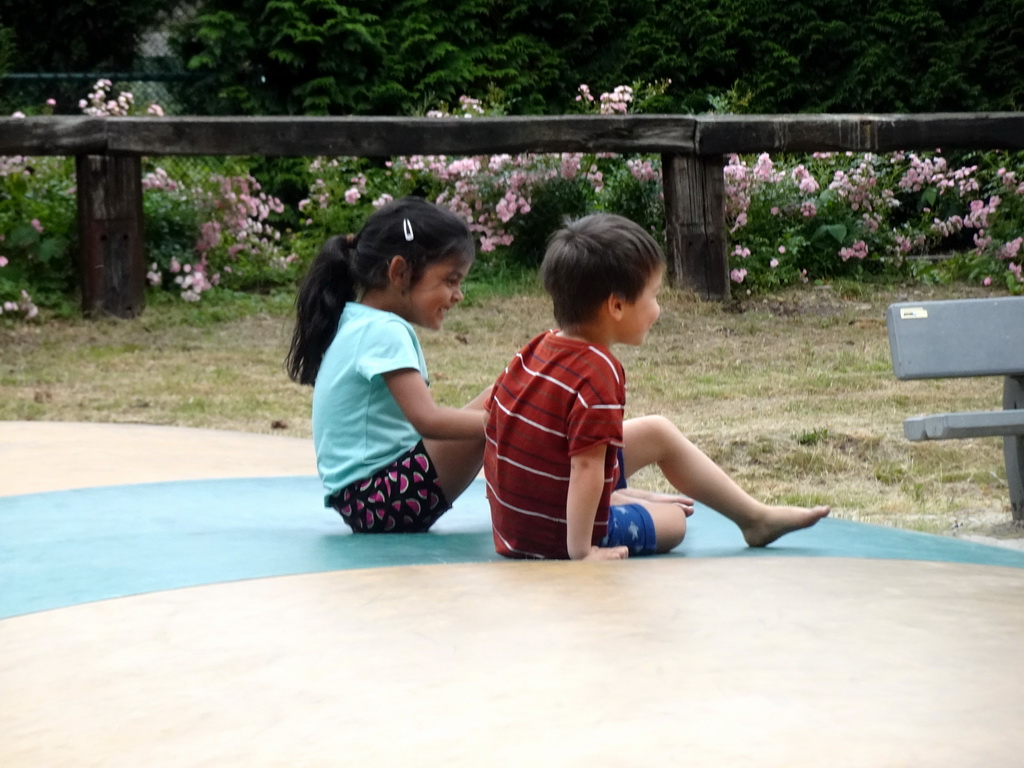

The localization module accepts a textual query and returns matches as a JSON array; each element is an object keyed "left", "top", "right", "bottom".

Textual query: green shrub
[{"left": 0, "top": 155, "right": 77, "bottom": 317}]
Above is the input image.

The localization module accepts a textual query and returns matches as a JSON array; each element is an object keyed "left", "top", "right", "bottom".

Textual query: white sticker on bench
[{"left": 898, "top": 307, "right": 928, "bottom": 319}]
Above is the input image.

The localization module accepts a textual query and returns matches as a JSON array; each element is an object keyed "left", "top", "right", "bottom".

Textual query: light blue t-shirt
[{"left": 312, "top": 303, "right": 427, "bottom": 504}]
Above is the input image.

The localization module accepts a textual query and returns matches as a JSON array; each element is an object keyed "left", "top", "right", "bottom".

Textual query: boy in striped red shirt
[{"left": 484, "top": 213, "right": 829, "bottom": 560}]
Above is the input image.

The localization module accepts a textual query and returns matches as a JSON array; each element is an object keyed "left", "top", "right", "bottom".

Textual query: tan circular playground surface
[
  {"left": 3, "top": 421, "right": 1024, "bottom": 766},
  {"left": 3, "top": 556, "right": 1024, "bottom": 767},
  {"left": 0, "top": 420, "right": 314, "bottom": 496}
]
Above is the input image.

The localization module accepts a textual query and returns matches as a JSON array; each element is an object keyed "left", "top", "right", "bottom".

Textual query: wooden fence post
[
  {"left": 662, "top": 153, "right": 730, "bottom": 301},
  {"left": 75, "top": 155, "right": 145, "bottom": 318}
]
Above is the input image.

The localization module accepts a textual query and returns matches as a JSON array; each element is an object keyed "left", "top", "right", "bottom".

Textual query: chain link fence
[
  {"left": 0, "top": 60, "right": 277, "bottom": 211},
  {"left": 0, "top": 71, "right": 195, "bottom": 116}
]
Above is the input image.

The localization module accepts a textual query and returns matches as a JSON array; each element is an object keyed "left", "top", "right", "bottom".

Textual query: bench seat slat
[{"left": 904, "top": 410, "right": 1024, "bottom": 441}]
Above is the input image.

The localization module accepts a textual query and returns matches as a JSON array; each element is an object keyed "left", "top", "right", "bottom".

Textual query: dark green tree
[
  {"left": 165, "top": 0, "right": 1024, "bottom": 116},
  {"left": 170, "top": 0, "right": 631, "bottom": 115},
  {"left": 723, "top": 0, "right": 1024, "bottom": 113},
  {"left": 0, "top": 24, "right": 14, "bottom": 77}
]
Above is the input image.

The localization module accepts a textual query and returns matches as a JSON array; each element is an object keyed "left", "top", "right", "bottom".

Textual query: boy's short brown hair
[{"left": 540, "top": 213, "right": 665, "bottom": 329}]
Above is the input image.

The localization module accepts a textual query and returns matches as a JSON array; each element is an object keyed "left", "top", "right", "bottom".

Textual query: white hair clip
[{"left": 403, "top": 218, "right": 414, "bottom": 242}]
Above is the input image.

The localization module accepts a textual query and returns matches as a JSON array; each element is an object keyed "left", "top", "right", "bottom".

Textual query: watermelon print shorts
[{"left": 329, "top": 441, "right": 451, "bottom": 533}]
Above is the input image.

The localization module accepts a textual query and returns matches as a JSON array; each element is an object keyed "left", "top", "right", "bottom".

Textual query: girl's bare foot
[{"left": 742, "top": 505, "right": 830, "bottom": 548}]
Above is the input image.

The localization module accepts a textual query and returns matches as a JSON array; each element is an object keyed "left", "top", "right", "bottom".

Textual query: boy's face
[{"left": 615, "top": 267, "right": 663, "bottom": 346}]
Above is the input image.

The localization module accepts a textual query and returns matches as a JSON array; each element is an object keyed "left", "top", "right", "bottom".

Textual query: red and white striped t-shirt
[{"left": 484, "top": 330, "right": 626, "bottom": 559}]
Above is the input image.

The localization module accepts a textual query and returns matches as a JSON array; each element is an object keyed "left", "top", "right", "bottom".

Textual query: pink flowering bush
[
  {"left": 293, "top": 84, "right": 670, "bottom": 275},
  {"left": 1, "top": 81, "right": 294, "bottom": 317},
  {"left": 293, "top": 93, "right": 562, "bottom": 265},
  {"left": 725, "top": 150, "right": 1023, "bottom": 294},
  {"left": 144, "top": 167, "right": 292, "bottom": 301},
  {"left": 0, "top": 128, "right": 76, "bottom": 317},
  {"left": 5, "top": 79, "right": 1021, "bottom": 319},
  {"left": 294, "top": 89, "right": 1020, "bottom": 297},
  {"left": 912, "top": 154, "right": 1024, "bottom": 291},
  {"left": 78, "top": 79, "right": 165, "bottom": 118}
]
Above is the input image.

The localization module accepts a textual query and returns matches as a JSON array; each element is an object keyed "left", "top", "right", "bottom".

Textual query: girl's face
[{"left": 402, "top": 254, "right": 472, "bottom": 330}]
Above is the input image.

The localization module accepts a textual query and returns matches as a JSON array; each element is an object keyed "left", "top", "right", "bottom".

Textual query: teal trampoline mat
[{"left": 3, "top": 476, "right": 1023, "bottom": 619}]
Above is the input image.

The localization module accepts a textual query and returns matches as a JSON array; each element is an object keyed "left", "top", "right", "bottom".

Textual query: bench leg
[{"left": 1006, "top": 376, "right": 1024, "bottom": 523}]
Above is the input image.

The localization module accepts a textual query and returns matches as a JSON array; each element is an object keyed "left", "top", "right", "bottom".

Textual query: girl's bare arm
[{"left": 384, "top": 369, "right": 486, "bottom": 440}]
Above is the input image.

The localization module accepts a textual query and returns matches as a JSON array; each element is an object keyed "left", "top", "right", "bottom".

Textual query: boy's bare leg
[
  {"left": 425, "top": 385, "right": 491, "bottom": 504},
  {"left": 621, "top": 416, "right": 829, "bottom": 547}
]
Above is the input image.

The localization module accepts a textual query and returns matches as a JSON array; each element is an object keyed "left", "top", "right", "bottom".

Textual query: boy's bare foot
[{"left": 742, "top": 505, "right": 831, "bottom": 548}]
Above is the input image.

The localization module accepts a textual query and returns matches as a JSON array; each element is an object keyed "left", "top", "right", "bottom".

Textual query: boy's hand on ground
[{"left": 581, "top": 545, "right": 629, "bottom": 561}]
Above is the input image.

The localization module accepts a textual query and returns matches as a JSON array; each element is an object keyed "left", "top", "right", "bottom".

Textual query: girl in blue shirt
[{"left": 286, "top": 197, "right": 488, "bottom": 532}]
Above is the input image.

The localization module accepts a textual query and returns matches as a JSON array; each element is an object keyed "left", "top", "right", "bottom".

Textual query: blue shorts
[{"left": 601, "top": 503, "right": 657, "bottom": 556}]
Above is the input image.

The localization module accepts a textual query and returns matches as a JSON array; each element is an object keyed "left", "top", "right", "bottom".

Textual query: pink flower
[
  {"left": 0, "top": 256, "right": 7, "bottom": 267},
  {"left": 20, "top": 290, "right": 38, "bottom": 319},
  {"left": 983, "top": 276, "right": 992, "bottom": 286},
  {"left": 561, "top": 153, "right": 582, "bottom": 179},
  {"left": 30, "top": 219, "right": 43, "bottom": 233},
  {"left": 730, "top": 268, "right": 747, "bottom": 284},
  {"left": 839, "top": 240, "right": 869, "bottom": 262},
  {"left": 798, "top": 176, "right": 819, "bottom": 194},
  {"left": 598, "top": 85, "right": 633, "bottom": 114},
  {"left": 998, "top": 237, "right": 1022, "bottom": 260},
  {"left": 792, "top": 164, "right": 820, "bottom": 194},
  {"left": 753, "top": 153, "right": 777, "bottom": 182},
  {"left": 344, "top": 187, "right": 361, "bottom": 204}
]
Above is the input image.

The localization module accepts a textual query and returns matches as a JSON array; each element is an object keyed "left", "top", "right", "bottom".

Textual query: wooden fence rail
[{"left": 2, "top": 113, "right": 1023, "bottom": 316}]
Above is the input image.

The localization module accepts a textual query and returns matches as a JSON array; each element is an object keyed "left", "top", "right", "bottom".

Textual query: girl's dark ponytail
[{"left": 286, "top": 235, "right": 356, "bottom": 385}]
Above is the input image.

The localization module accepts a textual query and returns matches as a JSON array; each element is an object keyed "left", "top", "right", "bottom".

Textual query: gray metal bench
[{"left": 886, "top": 297, "right": 1024, "bottom": 522}]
